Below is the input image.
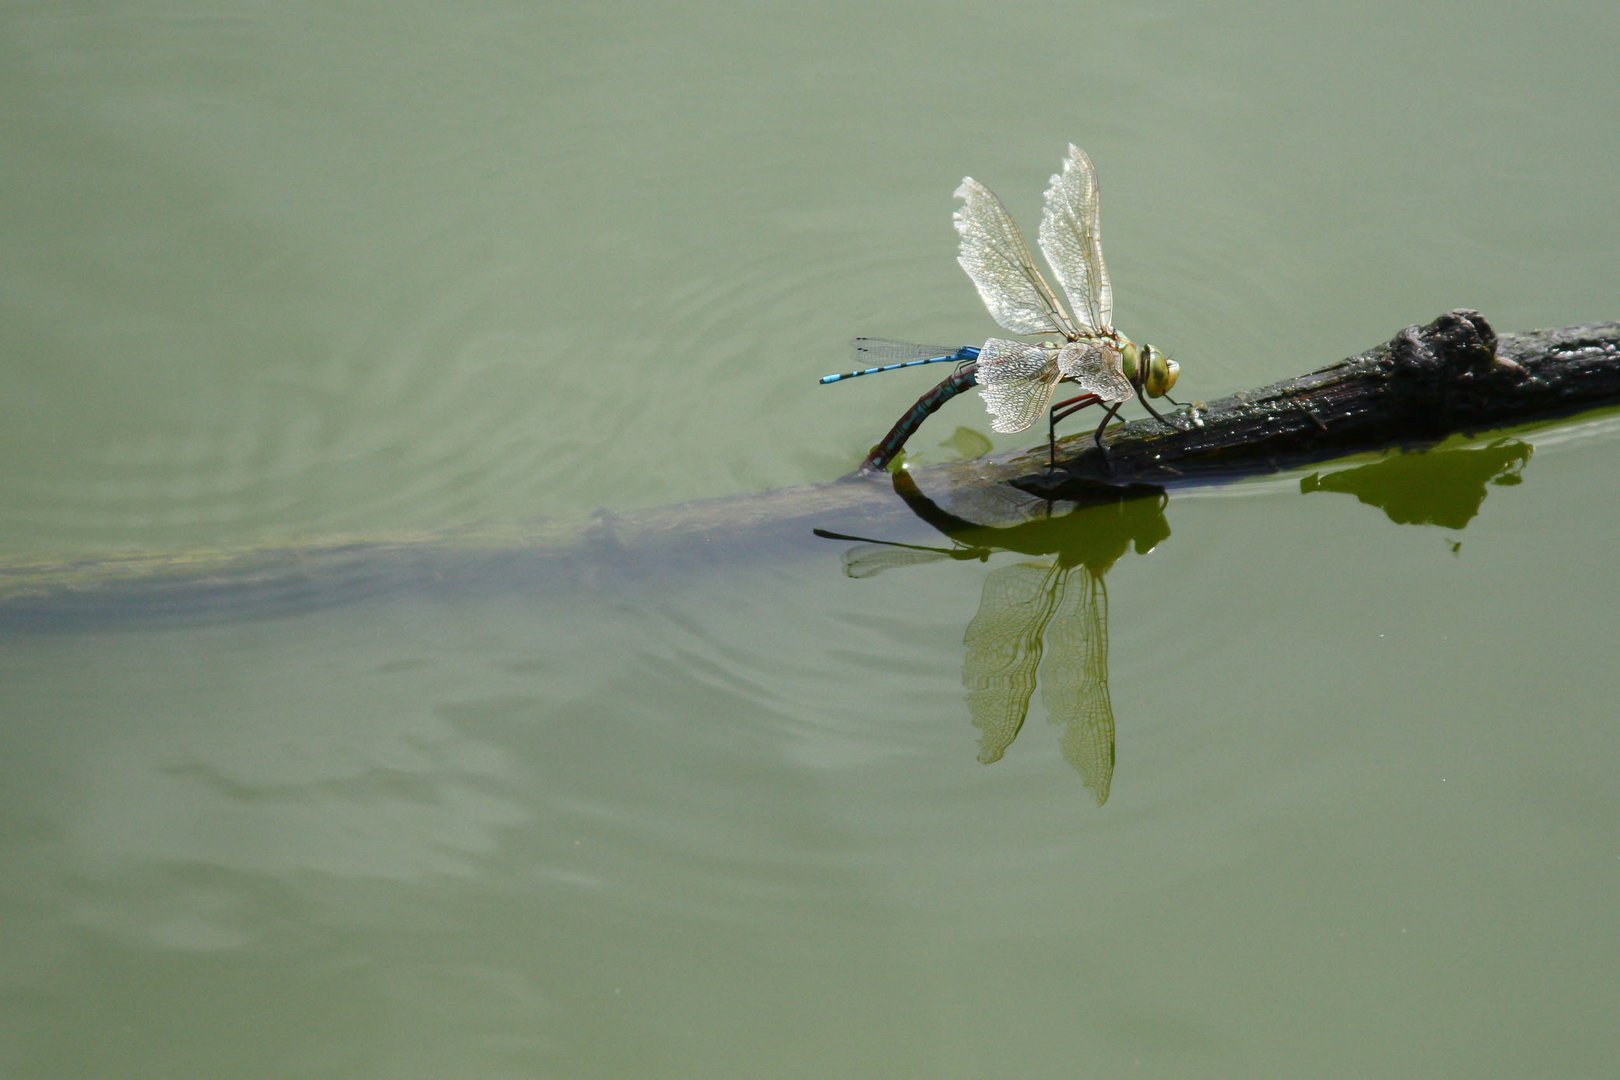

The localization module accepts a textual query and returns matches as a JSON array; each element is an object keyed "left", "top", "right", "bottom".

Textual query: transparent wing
[
  {"left": 954, "top": 178, "right": 1076, "bottom": 338},
  {"left": 975, "top": 337, "right": 1062, "bottom": 434},
  {"left": 1037, "top": 145, "right": 1112, "bottom": 332},
  {"left": 851, "top": 337, "right": 965, "bottom": 363},
  {"left": 1055, "top": 339, "right": 1131, "bottom": 404},
  {"left": 962, "top": 561, "right": 1063, "bottom": 765},
  {"left": 839, "top": 543, "right": 951, "bottom": 579},
  {"left": 1039, "top": 567, "right": 1116, "bottom": 806}
]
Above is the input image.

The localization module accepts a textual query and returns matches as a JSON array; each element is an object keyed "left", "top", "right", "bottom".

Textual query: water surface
[{"left": 3, "top": 0, "right": 1618, "bottom": 1075}]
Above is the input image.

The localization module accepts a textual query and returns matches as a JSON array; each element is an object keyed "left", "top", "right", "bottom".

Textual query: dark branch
[{"left": 998, "top": 310, "right": 1620, "bottom": 495}]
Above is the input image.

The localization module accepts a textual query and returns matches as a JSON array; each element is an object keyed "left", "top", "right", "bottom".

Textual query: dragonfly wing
[
  {"left": 1039, "top": 568, "right": 1116, "bottom": 806},
  {"left": 976, "top": 338, "right": 1062, "bottom": 434},
  {"left": 954, "top": 178, "right": 1075, "bottom": 337},
  {"left": 1055, "top": 339, "right": 1131, "bottom": 404},
  {"left": 1037, "top": 144, "right": 1112, "bottom": 333},
  {"left": 963, "top": 561, "right": 1063, "bottom": 765},
  {"left": 839, "top": 543, "right": 951, "bottom": 579},
  {"left": 851, "top": 338, "right": 965, "bottom": 364}
]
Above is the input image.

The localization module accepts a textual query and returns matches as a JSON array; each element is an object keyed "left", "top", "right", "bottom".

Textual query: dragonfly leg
[
  {"left": 1091, "top": 401, "right": 1125, "bottom": 466},
  {"left": 1046, "top": 393, "right": 1101, "bottom": 469},
  {"left": 1133, "top": 384, "right": 1180, "bottom": 430}
]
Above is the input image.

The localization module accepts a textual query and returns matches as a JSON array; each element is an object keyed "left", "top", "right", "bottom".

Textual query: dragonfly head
[{"left": 1123, "top": 342, "right": 1180, "bottom": 398}]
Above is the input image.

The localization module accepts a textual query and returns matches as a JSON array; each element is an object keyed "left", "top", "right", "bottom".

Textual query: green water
[{"left": 3, "top": 1, "right": 1618, "bottom": 1076}]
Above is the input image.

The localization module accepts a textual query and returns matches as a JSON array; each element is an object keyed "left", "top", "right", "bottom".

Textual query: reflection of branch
[{"left": 1300, "top": 439, "right": 1532, "bottom": 529}]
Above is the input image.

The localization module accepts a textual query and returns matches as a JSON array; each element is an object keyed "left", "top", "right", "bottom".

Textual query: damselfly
[
  {"left": 823, "top": 144, "right": 1181, "bottom": 469},
  {"left": 818, "top": 339, "right": 979, "bottom": 384}
]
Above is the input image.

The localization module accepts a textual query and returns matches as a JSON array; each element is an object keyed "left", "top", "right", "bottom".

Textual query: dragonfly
[{"left": 821, "top": 144, "right": 1181, "bottom": 470}]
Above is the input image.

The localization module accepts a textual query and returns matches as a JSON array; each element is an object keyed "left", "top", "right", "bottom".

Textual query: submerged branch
[{"left": 2, "top": 310, "right": 1616, "bottom": 627}]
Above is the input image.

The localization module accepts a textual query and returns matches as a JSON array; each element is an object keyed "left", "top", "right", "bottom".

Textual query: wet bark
[{"left": 981, "top": 309, "right": 1620, "bottom": 496}]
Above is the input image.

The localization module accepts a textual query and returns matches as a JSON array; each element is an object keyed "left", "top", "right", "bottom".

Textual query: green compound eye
[{"left": 1144, "top": 347, "right": 1180, "bottom": 397}]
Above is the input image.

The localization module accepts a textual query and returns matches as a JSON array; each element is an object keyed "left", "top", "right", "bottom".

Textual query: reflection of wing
[
  {"left": 1055, "top": 339, "right": 1131, "bottom": 404},
  {"left": 976, "top": 338, "right": 1062, "bottom": 434},
  {"left": 839, "top": 543, "right": 951, "bottom": 579},
  {"left": 1040, "top": 567, "right": 1116, "bottom": 805},
  {"left": 1037, "top": 144, "right": 1112, "bottom": 332},
  {"left": 954, "top": 178, "right": 1075, "bottom": 338},
  {"left": 962, "top": 561, "right": 1062, "bottom": 764}
]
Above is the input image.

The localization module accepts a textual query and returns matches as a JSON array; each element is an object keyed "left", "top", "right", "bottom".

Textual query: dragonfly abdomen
[{"left": 862, "top": 363, "right": 980, "bottom": 471}]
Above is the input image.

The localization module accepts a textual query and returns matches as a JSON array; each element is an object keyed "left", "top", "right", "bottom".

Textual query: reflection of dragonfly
[
  {"left": 815, "top": 529, "right": 992, "bottom": 578},
  {"left": 822, "top": 144, "right": 1183, "bottom": 469},
  {"left": 815, "top": 480, "right": 1167, "bottom": 805},
  {"left": 964, "top": 559, "right": 1115, "bottom": 804},
  {"left": 818, "top": 527, "right": 1121, "bottom": 804}
]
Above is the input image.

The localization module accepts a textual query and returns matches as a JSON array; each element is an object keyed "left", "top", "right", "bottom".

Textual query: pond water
[{"left": 3, "top": 1, "right": 1618, "bottom": 1076}]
